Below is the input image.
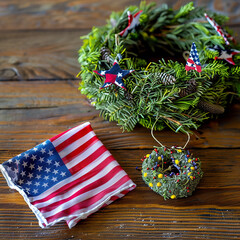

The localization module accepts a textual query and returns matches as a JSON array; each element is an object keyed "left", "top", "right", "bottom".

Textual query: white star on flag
[
  {"left": 29, "top": 164, "right": 35, "bottom": 170},
  {"left": 18, "top": 179, "right": 24, "bottom": 185},
  {"left": 20, "top": 171, "right": 26, "bottom": 177},
  {"left": 52, "top": 177, "right": 57, "bottom": 182},
  {"left": 34, "top": 182, "right": 40, "bottom": 187},
  {"left": 22, "top": 161, "right": 28, "bottom": 168},
  {"left": 40, "top": 148, "right": 46, "bottom": 154},
  {"left": 33, "top": 189, "right": 38, "bottom": 194},
  {"left": 36, "top": 174, "right": 41, "bottom": 179},
  {"left": 48, "top": 150, "right": 53, "bottom": 156},
  {"left": 26, "top": 181, "right": 32, "bottom": 186},
  {"left": 28, "top": 173, "right": 33, "bottom": 179},
  {"left": 37, "top": 165, "right": 43, "bottom": 172},
  {"left": 54, "top": 161, "right": 60, "bottom": 167},
  {"left": 46, "top": 159, "right": 52, "bottom": 165},
  {"left": 15, "top": 159, "right": 20, "bottom": 164},
  {"left": 44, "top": 175, "right": 49, "bottom": 180}
]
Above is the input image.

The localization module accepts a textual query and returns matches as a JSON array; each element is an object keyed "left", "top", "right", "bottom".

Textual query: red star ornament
[{"left": 93, "top": 62, "right": 134, "bottom": 90}]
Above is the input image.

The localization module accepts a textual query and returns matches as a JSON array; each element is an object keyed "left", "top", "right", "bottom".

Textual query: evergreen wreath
[
  {"left": 78, "top": 2, "right": 240, "bottom": 133},
  {"left": 141, "top": 146, "right": 203, "bottom": 200}
]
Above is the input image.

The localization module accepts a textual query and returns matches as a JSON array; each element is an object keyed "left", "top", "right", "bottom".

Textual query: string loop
[{"left": 151, "top": 116, "right": 190, "bottom": 149}]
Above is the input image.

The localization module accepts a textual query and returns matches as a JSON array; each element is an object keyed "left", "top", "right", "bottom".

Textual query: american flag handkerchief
[{"left": 0, "top": 122, "right": 136, "bottom": 228}]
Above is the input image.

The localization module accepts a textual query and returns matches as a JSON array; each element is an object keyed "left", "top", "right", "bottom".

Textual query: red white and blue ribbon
[
  {"left": 0, "top": 122, "right": 136, "bottom": 228},
  {"left": 204, "top": 13, "right": 236, "bottom": 45},
  {"left": 119, "top": 10, "right": 143, "bottom": 37},
  {"left": 185, "top": 42, "right": 202, "bottom": 73}
]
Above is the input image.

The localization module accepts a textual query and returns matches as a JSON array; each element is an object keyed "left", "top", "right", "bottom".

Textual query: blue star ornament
[{"left": 93, "top": 62, "right": 134, "bottom": 90}]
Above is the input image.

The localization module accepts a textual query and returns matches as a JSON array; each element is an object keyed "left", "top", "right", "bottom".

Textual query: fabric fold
[{"left": 0, "top": 122, "right": 136, "bottom": 228}]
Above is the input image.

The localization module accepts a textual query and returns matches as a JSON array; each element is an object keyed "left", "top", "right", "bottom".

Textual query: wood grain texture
[
  {"left": 0, "top": 0, "right": 239, "bottom": 31},
  {"left": 0, "top": 30, "right": 89, "bottom": 80},
  {"left": 0, "top": 0, "right": 240, "bottom": 239},
  {"left": 0, "top": 81, "right": 240, "bottom": 151},
  {"left": 0, "top": 149, "right": 240, "bottom": 239}
]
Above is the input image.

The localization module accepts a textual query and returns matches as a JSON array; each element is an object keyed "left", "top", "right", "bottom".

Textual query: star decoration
[
  {"left": 93, "top": 62, "right": 134, "bottom": 90},
  {"left": 119, "top": 10, "right": 143, "bottom": 37},
  {"left": 208, "top": 45, "right": 240, "bottom": 65}
]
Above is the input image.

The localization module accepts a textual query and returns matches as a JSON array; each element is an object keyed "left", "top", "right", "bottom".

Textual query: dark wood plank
[
  {"left": 0, "top": 0, "right": 239, "bottom": 30},
  {"left": 0, "top": 81, "right": 240, "bottom": 150},
  {"left": 0, "top": 149, "right": 240, "bottom": 239},
  {"left": 0, "top": 30, "right": 88, "bottom": 80},
  {"left": 1, "top": 27, "right": 239, "bottom": 80},
  {"left": 0, "top": 0, "right": 143, "bottom": 30}
]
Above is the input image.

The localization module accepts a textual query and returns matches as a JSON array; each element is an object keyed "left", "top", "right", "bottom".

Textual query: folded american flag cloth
[{"left": 0, "top": 122, "right": 136, "bottom": 228}]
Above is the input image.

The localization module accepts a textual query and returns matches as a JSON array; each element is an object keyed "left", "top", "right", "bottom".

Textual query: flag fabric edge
[{"left": 0, "top": 164, "right": 48, "bottom": 228}]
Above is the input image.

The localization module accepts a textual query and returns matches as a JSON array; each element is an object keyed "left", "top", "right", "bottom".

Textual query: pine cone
[
  {"left": 124, "top": 91, "right": 133, "bottom": 100},
  {"left": 155, "top": 72, "right": 176, "bottom": 85},
  {"left": 100, "top": 47, "right": 111, "bottom": 62},
  {"left": 197, "top": 100, "right": 225, "bottom": 114},
  {"left": 179, "top": 79, "right": 197, "bottom": 97}
]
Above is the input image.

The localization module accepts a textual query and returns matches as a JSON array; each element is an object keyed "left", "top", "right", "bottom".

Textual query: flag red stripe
[
  {"left": 68, "top": 145, "right": 107, "bottom": 174},
  {"left": 46, "top": 175, "right": 130, "bottom": 223},
  {"left": 39, "top": 165, "right": 123, "bottom": 213},
  {"left": 61, "top": 135, "right": 99, "bottom": 165},
  {"left": 49, "top": 129, "right": 71, "bottom": 142},
  {"left": 31, "top": 154, "right": 116, "bottom": 206},
  {"left": 54, "top": 124, "right": 93, "bottom": 152},
  {"left": 187, "top": 58, "right": 195, "bottom": 64},
  {"left": 185, "top": 65, "right": 195, "bottom": 71}
]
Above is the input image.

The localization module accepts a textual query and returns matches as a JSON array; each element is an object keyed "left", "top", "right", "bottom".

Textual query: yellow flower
[
  {"left": 190, "top": 176, "right": 194, "bottom": 180},
  {"left": 146, "top": 154, "right": 150, "bottom": 158},
  {"left": 149, "top": 183, "right": 153, "bottom": 187},
  {"left": 191, "top": 167, "right": 195, "bottom": 171},
  {"left": 157, "top": 182, "right": 161, "bottom": 187},
  {"left": 175, "top": 160, "right": 180, "bottom": 165},
  {"left": 158, "top": 174, "right": 163, "bottom": 178},
  {"left": 188, "top": 172, "right": 192, "bottom": 176},
  {"left": 177, "top": 149, "right": 182, "bottom": 153},
  {"left": 144, "top": 172, "right": 147, "bottom": 177},
  {"left": 158, "top": 156, "right": 161, "bottom": 160},
  {"left": 188, "top": 159, "right": 192, "bottom": 163},
  {"left": 171, "top": 195, "right": 176, "bottom": 199}
]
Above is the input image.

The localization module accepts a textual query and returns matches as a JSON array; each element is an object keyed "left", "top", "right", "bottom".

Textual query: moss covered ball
[{"left": 142, "top": 146, "right": 203, "bottom": 200}]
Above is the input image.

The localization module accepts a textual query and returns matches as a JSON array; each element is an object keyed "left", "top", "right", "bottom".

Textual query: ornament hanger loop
[{"left": 151, "top": 116, "right": 190, "bottom": 149}]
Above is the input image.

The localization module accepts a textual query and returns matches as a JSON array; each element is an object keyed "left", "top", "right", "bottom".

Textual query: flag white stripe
[
  {"left": 57, "top": 131, "right": 96, "bottom": 158},
  {"left": 65, "top": 140, "right": 103, "bottom": 169},
  {"left": 34, "top": 160, "right": 120, "bottom": 208},
  {"left": 66, "top": 179, "right": 134, "bottom": 228},
  {"left": 42, "top": 170, "right": 126, "bottom": 218},
  {"left": 52, "top": 122, "right": 91, "bottom": 147},
  {"left": 29, "top": 150, "right": 111, "bottom": 202}
]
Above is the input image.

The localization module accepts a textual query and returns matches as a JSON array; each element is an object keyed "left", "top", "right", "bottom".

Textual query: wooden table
[{"left": 0, "top": 1, "right": 240, "bottom": 239}]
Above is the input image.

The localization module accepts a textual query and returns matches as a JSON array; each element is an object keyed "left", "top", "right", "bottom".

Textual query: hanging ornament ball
[{"left": 141, "top": 146, "right": 203, "bottom": 200}]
